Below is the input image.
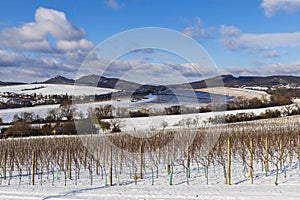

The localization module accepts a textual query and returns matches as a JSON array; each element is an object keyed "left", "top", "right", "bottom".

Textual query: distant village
[{"left": 0, "top": 91, "right": 70, "bottom": 109}]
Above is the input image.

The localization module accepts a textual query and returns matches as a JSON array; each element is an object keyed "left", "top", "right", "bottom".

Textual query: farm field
[
  {"left": 195, "top": 87, "right": 270, "bottom": 100},
  {"left": 1, "top": 117, "right": 300, "bottom": 199},
  {"left": 0, "top": 84, "right": 118, "bottom": 96}
]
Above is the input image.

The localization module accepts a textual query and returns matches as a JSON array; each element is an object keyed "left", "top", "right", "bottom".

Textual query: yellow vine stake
[
  {"left": 250, "top": 137, "right": 253, "bottom": 184},
  {"left": 96, "top": 152, "right": 99, "bottom": 176},
  {"left": 298, "top": 136, "right": 300, "bottom": 167},
  {"left": 265, "top": 136, "right": 269, "bottom": 173},
  {"left": 227, "top": 136, "right": 231, "bottom": 185},
  {"left": 31, "top": 151, "right": 35, "bottom": 185},
  {"left": 68, "top": 148, "right": 71, "bottom": 180},
  {"left": 288, "top": 136, "right": 292, "bottom": 166},
  {"left": 3, "top": 149, "right": 7, "bottom": 180},
  {"left": 280, "top": 137, "right": 283, "bottom": 169},
  {"left": 140, "top": 142, "right": 143, "bottom": 179},
  {"left": 109, "top": 145, "right": 113, "bottom": 186},
  {"left": 186, "top": 142, "right": 190, "bottom": 179}
]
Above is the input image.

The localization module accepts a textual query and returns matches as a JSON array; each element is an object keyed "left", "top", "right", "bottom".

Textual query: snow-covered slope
[
  {"left": 0, "top": 149, "right": 299, "bottom": 200},
  {"left": 196, "top": 87, "right": 270, "bottom": 99},
  {"left": 0, "top": 84, "right": 117, "bottom": 96}
]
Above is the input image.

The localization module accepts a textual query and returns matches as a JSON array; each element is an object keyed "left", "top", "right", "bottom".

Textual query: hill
[
  {"left": 174, "top": 75, "right": 300, "bottom": 89},
  {"left": 0, "top": 81, "right": 25, "bottom": 86},
  {"left": 41, "top": 75, "right": 75, "bottom": 84},
  {"left": 76, "top": 74, "right": 166, "bottom": 93}
]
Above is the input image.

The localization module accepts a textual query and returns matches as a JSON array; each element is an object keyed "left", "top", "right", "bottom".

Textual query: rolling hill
[
  {"left": 173, "top": 75, "right": 300, "bottom": 89},
  {"left": 3, "top": 74, "right": 300, "bottom": 91}
]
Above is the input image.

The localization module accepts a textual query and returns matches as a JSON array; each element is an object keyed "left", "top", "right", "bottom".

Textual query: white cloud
[
  {"left": 220, "top": 25, "right": 240, "bottom": 36},
  {"left": 262, "top": 51, "right": 279, "bottom": 58},
  {"left": 223, "top": 60, "right": 300, "bottom": 76},
  {"left": 183, "top": 26, "right": 215, "bottom": 39},
  {"left": 182, "top": 17, "right": 215, "bottom": 39},
  {"left": 104, "top": 0, "right": 121, "bottom": 10},
  {"left": 163, "top": 62, "right": 217, "bottom": 79},
  {"left": 35, "top": 7, "right": 86, "bottom": 40},
  {"left": 0, "top": 50, "right": 27, "bottom": 66},
  {"left": 0, "top": 7, "right": 88, "bottom": 52},
  {"left": 56, "top": 39, "right": 94, "bottom": 52},
  {"left": 77, "top": 54, "right": 219, "bottom": 85},
  {"left": 220, "top": 25, "right": 300, "bottom": 50},
  {"left": 261, "top": 0, "right": 300, "bottom": 16},
  {"left": 0, "top": 7, "right": 97, "bottom": 82}
]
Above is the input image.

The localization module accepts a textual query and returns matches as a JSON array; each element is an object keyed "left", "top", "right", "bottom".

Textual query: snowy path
[{"left": 0, "top": 184, "right": 299, "bottom": 200}]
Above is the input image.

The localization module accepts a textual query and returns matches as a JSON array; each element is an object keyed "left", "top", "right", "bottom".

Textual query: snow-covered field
[
  {"left": 0, "top": 85, "right": 299, "bottom": 199},
  {"left": 0, "top": 155, "right": 299, "bottom": 200},
  {"left": 0, "top": 99, "right": 291, "bottom": 129},
  {"left": 196, "top": 87, "right": 270, "bottom": 100},
  {"left": 0, "top": 84, "right": 117, "bottom": 96}
]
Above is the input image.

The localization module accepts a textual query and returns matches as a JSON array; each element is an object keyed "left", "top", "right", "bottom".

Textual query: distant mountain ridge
[
  {"left": 2, "top": 74, "right": 300, "bottom": 89},
  {"left": 173, "top": 75, "right": 300, "bottom": 89},
  {"left": 75, "top": 74, "right": 141, "bottom": 90},
  {"left": 0, "top": 81, "right": 25, "bottom": 86},
  {"left": 41, "top": 75, "right": 75, "bottom": 84}
]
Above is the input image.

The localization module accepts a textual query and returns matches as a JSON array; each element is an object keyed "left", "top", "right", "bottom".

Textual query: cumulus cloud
[
  {"left": 0, "top": 50, "right": 28, "bottom": 67},
  {"left": 261, "top": 0, "right": 300, "bottom": 16},
  {"left": 220, "top": 24, "right": 300, "bottom": 50},
  {"left": 223, "top": 60, "right": 300, "bottom": 76},
  {"left": 0, "top": 7, "right": 89, "bottom": 52},
  {"left": 0, "top": 68, "right": 49, "bottom": 82},
  {"left": 0, "top": 7, "right": 96, "bottom": 82},
  {"left": 56, "top": 39, "right": 94, "bottom": 52},
  {"left": 182, "top": 17, "right": 215, "bottom": 39},
  {"left": 77, "top": 53, "right": 219, "bottom": 85},
  {"left": 163, "top": 62, "right": 218, "bottom": 79},
  {"left": 262, "top": 51, "right": 279, "bottom": 58},
  {"left": 104, "top": 0, "right": 121, "bottom": 10}
]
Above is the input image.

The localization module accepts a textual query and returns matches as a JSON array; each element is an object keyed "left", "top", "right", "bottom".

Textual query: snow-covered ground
[
  {"left": 0, "top": 155, "right": 299, "bottom": 200},
  {"left": 0, "top": 97, "right": 293, "bottom": 127},
  {"left": 196, "top": 87, "right": 270, "bottom": 100},
  {"left": 0, "top": 94, "right": 158, "bottom": 123},
  {"left": 0, "top": 84, "right": 117, "bottom": 96}
]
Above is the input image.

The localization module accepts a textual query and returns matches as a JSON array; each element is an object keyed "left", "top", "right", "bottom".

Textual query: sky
[{"left": 0, "top": 0, "right": 300, "bottom": 84}]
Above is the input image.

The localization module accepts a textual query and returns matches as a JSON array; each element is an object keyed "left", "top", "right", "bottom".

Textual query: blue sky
[{"left": 0, "top": 0, "right": 300, "bottom": 83}]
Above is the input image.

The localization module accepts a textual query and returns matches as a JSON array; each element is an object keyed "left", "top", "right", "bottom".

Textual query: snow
[
  {"left": 0, "top": 97, "right": 9, "bottom": 103},
  {"left": 0, "top": 102, "right": 300, "bottom": 199},
  {"left": 0, "top": 84, "right": 117, "bottom": 96},
  {"left": 0, "top": 151, "right": 299, "bottom": 199},
  {"left": 0, "top": 104, "right": 60, "bottom": 123},
  {"left": 0, "top": 97, "right": 294, "bottom": 125},
  {"left": 0, "top": 93, "right": 160, "bottom": 123},
  {"left": 111, "top": 104, "right": 295, "bottom": 132},
  {"left": 243, "top": 86, "right": 269, "bottom": 91},
  {"left": 196, "top": 87, "right": 270, "bottom": 100}
]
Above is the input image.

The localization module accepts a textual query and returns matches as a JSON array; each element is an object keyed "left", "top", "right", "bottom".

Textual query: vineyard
[{"left": 1, "top": 117, "right": 300, "bottom": 191}]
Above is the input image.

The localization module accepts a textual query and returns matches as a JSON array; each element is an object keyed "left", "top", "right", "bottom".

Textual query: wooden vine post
[
  {"left": 279, "top": 136, "right": 283, "bottom": 169},
  {"left": 109, "top": 145, "right": 113, "bottom": 186},
  {"left": 298, "top": 136, "right": 300, "bottom": 167},
  {"left": 68, "top": 148, "right": 71, "bottom": 179},
  {"left": 166, "top": 145, "right": 170, "bottom": 175},
  {"left": 31, "top": 151, "right": 36, "bottom": 185},
  {"left": 3, "top": 149, "right": 7, "bottom": 180},
  {"left": 186, "top": 142, "right": 190, "bottom": 179},
  {"left": 227, "top": 136, "right": 231, "bottom": 185},
  {"left": 250, "top": 137, "right": 253, "bottom": 184},
  {"left": 139, "top": 142, "right": 143, "bottom": 179},
  {"left": 84, "top": 148, "right": 87, "bottom": 169},
  {"left": 120, "top": 144, "right": 123, "bottom": 172},
  {"left": 288, "top": 136, "right": 292, "bottom": 166},
  {"left": 265, "top": 136, "right": 269, "bottom": 174},
  {"left": 96, "top": 152, "right": 99, "bottom": 176}
]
